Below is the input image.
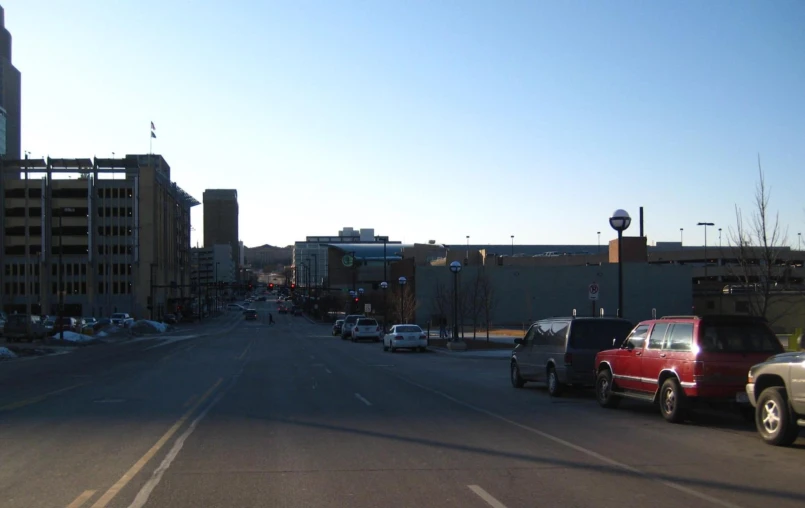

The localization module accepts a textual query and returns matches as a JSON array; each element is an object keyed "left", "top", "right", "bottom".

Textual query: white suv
[{"left": 351, "top": 318, "right": 382, "bottom": 342}]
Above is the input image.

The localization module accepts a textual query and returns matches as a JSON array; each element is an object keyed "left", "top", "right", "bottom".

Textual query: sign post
[{"left": 589, "top": 282, "right": 599, "bottom": 317}]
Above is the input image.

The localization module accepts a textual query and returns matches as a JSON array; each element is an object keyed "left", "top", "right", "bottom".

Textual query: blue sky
[{"left": 6, "top": 0, "right": 805, "bottom": 249}]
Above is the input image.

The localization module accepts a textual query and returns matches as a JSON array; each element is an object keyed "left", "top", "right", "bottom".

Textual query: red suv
[{"left": 594, "top": 315, "right": 783, "bottom": 423}]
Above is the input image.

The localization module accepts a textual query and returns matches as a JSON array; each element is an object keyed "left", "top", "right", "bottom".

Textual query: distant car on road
[
  {"left": 340, "top": 314, "right": 365, "bottom": 340},
  {"left": 244, "top": 309, "right": 258, "bottom": 321},
  {"left": 383, "top": 324, "right": 427, "bottom": 352},
  {"left": 746, "top": 350, "right": 805, "bottom": 446},
  {"left": 332, "top": 320, "right": 344, "bottom": 336},
  {"left": 278, "top": 305, "right": 288, "bottom": 315}
]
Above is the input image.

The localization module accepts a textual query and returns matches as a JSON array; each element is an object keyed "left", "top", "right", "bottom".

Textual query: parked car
[
  {"left": 594, "top": 315, "right": 784, "bottom": 423},
  {"left": 511, "top": 317, "right": 634, "bottom": 396},
  {"left": 3, "top": 314, "right": 47, "bottom": 342},
  {"left": 746, "top": 350, "right": 805, "bottom": 446},
  {"left": 244, "top": 309, "right": 258, "bottom": 321},
  {"left": 332, "top": 320, "right": 344, "bottom": 336},
  {"left": 351, "top": 318, "right": 382, "bottom": 342},
  {"left": 53, "top": 317, "right": 79, "bottom": 333},
  {"left": 163, "top": 314, "right": 178, "bottom": 325},
  {"left": 340, "top": 314, "right": 365, "bottom": 340},
  {"left": 383, "top": 324, "right": 427, "bottom": 352},
  {"left": 110, "top": 313, "right": 134, "bottom": 328}
]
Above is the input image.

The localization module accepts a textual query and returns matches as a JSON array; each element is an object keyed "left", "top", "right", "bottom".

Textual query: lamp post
[
  {"left": 59, "top": 207, "right": 76, "bottom": 341},
  {"left": 449, "top": 261, "right": 462, "bottom": 341},
  {"left": 510, "top": 235, "right": 514, "bottom": 256},
  {"left": 798, "top": 232, "right": 801, "bottom": 251},
  {"left": 718, "top": 228, "right": 722, "bottom": 248},
  {"left": 609, "top": 209, "right": 631, "bottom": 318},
  {"left": 380, "top": 281, "right": 388, "bottom": 331},
  {"left": 697, "top": 222, "right": 715, "bottom": 281},
  {"left": 466, "top": 236, "right": 470, "bottom": 261},
  {"left": 398, "top": 276, "right": 407, "bottom": 323},
  {"left": 597, "top": 231, "right": 601, "bottom": 254},
  {"left": 349, "top": 289, "right": 356, "bottom": 313},
  {"left": 680, "top": 228, "right": 684, "bottom": 247}
]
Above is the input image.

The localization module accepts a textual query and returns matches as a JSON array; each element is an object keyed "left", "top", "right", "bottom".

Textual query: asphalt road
[{"left": 1, "top": 298, "right": 803, "bottom": 508}]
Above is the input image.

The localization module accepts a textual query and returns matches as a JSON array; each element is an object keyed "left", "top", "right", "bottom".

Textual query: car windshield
[
  {"left": 396, "top": 325, "right": 422, "bottom": 333},
  {"left": 698, "top": 322, "right": 784, "bottom": 353},
  {"left": 569, "top": 320, "right": 634, "bottom": 349}
]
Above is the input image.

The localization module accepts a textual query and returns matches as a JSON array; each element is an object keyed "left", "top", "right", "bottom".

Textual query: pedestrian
[
  {"left": 439, "top": 317, "right": 447, "bottom": 339},
  {"left": 268, "top": 312, "right": 275, "bottom": 325}
]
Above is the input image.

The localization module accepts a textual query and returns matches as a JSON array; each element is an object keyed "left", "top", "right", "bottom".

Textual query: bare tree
[
  {"left": 728, "top": 159, "right": 794, "bottom": 323},
  {"left": 467, "top": 271, "right": 486, "bottom": 339},
  {"left": 478, "top": 270, "right": 498, "bottom": 340},
  {"left": 390, "top": 286, "right": 419, "bottom": 324}
]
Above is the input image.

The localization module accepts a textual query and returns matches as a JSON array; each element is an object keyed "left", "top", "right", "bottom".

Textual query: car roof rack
[{"left": 659, "top": 315, "right": 699, "bottom": 319}]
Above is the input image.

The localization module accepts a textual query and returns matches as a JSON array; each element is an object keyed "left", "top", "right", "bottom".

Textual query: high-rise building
[
  {"left": 0, "top": 154, "right": 198, "bottom": 319},
  {"left": 0, "top": 6, "right": 21, "bottom": 160},
  {"left": 203, "top": 189, "right": 239, "bottom": 275}
]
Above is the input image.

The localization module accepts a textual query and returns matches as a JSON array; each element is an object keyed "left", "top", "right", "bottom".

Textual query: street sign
[
  {"left": 588, "top": 282, "right": 599, "bottom": 301},
  {"left": 342, "top": 254, "right": 354, "bottom": 267},
  {"left": 364, "top": 303, "right": 372, "bottom": 313}
]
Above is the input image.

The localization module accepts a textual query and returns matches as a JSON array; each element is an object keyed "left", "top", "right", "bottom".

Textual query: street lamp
[
  {"left": 449, "top": 261, "right": 462, "bottom": 341},
  {"left": 680, "top": 228, "right": 684, "bottom": 246},
  {"left": 510, "top": 235, "right": 514, "bottom": 256},
  {"left": 718, "top": 228, "right": 722, "bottom": 248},
  {"left": 698, "top": 222, "right": 715, "bottom": 281},
  {"left": 380, "top": 281, "right": 389, "bottom": 331},
  {"left": 798, "top": 232, "right": 801, "bottom": 251},
  {"left": 59, "top": 207, "right": 76, "bottom": 341},
  {"left": 466, "top": 235, "right": 470, "bottom": 261},
  {"left": 597, "top": 231, "right": 601, "bottom": 254},
  {"left": 609, "top": 209, "right": 631, "bottom": 318},
  {"left": 398, "top": 276, "right": 407, "bottom": 323}
]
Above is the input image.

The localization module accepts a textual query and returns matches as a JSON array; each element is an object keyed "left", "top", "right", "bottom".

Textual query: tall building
[
  {"left": 0, "top": 6, "right": 21, "bottom": 160},
  {"left": 203, "top": 189, "right": 239, "bottom": 275},
  {"left": 0, "top": 154, "right": 198, "bottom": 319}
]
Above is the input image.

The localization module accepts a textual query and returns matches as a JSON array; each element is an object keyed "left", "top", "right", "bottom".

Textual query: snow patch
[
  {"left": 0, "top": 347, "right": 17, "bottom": 359},
  {"left": 51, "top": 331, "right": 95, "bottom": 343}
]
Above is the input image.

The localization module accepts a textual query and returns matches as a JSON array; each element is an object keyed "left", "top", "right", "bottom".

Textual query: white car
[
  {"left": 383, "top": 324, "right": 428, "bottom": 352},
  {"left": 110, "top": 313, "right": 134, "bottom": 328},
  {"left": 351, "top": 318, "right": 382, "bottom": 342}
]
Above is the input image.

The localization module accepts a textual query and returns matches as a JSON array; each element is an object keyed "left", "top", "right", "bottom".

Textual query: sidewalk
[{"left": 428, "top": 347, "right": 511, "bottom": 360}]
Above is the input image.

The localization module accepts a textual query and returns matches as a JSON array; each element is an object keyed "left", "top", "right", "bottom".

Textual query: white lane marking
[
  {"left": 324, "top": 368, "right": 332, "bottom": 374},
  {"left": 390, "top": 375, "right": 744, "bottom": 508},
  {"left": 468, "top": 485, "right": 508, "bottom": 508},
  {"left": 354, "top": 393, "right": 372, "bottom": 406},
  {"left": 127, "top": 369, "right": 243, "bottom": 508}
]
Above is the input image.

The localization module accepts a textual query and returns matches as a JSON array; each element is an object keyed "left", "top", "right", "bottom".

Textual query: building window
[
  {"left": 52, "top": 283, "right": 57, "bottom": 295},
  {"left": 81, "top": 264, "right": 87, "bottom": 275},
  {"left": 81, "top": 282, "right": 87, "bottom": 294},
  {"left": 34, "top": 283, "right": 39, "bottom": 294},
  {"left": 98, "top": 282, "right": 104, "bottom": 294}
]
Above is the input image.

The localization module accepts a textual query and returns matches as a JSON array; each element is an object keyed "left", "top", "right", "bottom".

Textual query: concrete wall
[{"left": 414, "top": 263, "right": 693, "bottom": 327}]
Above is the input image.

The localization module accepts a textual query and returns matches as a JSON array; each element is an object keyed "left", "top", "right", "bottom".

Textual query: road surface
[{"left": 1, "top": 299, "right": 803, "bottom": 508}]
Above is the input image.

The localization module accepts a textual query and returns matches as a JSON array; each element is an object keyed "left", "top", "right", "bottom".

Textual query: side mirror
[{"left": 514, "top": 338, "right": 524, "bottom": 345}]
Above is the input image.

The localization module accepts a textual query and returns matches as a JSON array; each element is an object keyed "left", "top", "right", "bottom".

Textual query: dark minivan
[{"left": 511, "top": 317, "right": 634, "bottom": 397}]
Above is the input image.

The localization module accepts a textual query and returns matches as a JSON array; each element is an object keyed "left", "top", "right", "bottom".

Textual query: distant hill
[{"left": 244, "top": 244, "right": 293, "bottom": 267}]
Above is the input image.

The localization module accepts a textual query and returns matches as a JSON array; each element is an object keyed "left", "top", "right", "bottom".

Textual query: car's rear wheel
[
  {"left": 596, "top": 370, "right": 620, "bottom": 408},
  {"left": 756, "top": 387, "right": 800, "bottom": 446},
  {"left": 547, "top": 366, "right": 563, "bottom": 397},
  {"left": 659, "top": 378, "right": 687, "bottom": 423}
]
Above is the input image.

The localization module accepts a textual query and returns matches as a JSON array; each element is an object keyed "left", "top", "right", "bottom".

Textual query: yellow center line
[
  {"left": 65, "top": 490, "right": 96, "bottom": 508},
  {"left": 0, "top": 382, "right": 88, "bottom": 413},
  {"left": 182, "top": 393, "right": 198, "bottom": 409},
  {"left": 90, "top": 377, "right": 223, "bottom": 508}
]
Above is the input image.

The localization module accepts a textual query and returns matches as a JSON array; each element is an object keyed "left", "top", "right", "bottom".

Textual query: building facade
[
  {"left": 0, "top": 155, "right": 198, "bottom": 319},
  {"left": 0, "top": 6, "right": 20, "bottom": 160},
  {"left": 203, "top": 189, "right": 239, "bottom": 278},
  {"left": 293, "top": 227, "right": 396, "bottom": 288}
]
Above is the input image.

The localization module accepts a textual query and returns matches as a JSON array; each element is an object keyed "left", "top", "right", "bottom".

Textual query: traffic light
[
  {"left": 268, "top": 283, "right": 274, "bottom": 290},
  {"left": 291, "top": 283, "right": 296, "bottom": 290}
]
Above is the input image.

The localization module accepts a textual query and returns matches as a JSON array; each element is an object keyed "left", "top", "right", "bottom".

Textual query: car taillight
[
  {"left": 693, "top": 361, "right": 704, "bottom": 379},
  {"left": 564, "top": 352, "right": 573, "bottom": 365}
]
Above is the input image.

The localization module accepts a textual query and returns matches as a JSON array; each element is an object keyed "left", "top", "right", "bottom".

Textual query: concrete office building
[
  {"left": 203, "top": 189, "right": 239, "bottom": 277},
  {"left": 293, "top": 227, "right": 398, "bottom": 288},
  {"left": 0, "top": 155, "right": 198, "bottom": 319},
  {"left": 0, "top": 6, "right": 20, "bottom": 160}
]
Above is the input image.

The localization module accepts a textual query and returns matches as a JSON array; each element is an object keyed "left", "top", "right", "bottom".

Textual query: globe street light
[
  {"left": 380, "top": 281, "right": 389, "bottom": 332},
  {"left": 609, "top": 209, "right": 631, "bottom": 318},
  {"left": 510, "top": 235, "right": 514, "bottom": 256},
  {"left": 398, "top": 276, "right": 407, "bottom": 324},
  {"left": 449, "top": 261, "right": 462, "bottom": 341}
]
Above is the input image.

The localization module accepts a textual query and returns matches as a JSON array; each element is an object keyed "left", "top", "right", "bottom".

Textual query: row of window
[
  {"left": 4, "top": 262, "right": 134, "bottom": 278},
  {"left": 5, "top": 207, "right": 89, "bottom": 218},
  {"left": 4, "top": 281, "right": 133, "bottom": 296},
  {"left": 4, "top": 188, "right": 133, "bottom": 200},
  {"left": 4, "top": 225, "right": 133, "bottom": 237}
]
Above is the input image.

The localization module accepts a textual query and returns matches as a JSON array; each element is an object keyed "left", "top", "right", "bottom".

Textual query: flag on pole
[
  {"left": 151, "top": 131, "right": 156, "bottom": 139},
  {"left": 151, "top": 121, "right": 156, "bottom": 131}
]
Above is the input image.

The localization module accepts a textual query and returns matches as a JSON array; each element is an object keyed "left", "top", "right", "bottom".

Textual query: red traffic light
[
  {"left": 268, "top": 283, "right": 274, "bottom": 289},
  {"left": 354, "top": 297, "right": 359, "bottom": 302},
  {"left": 291, "top": 283, "right": 296, "bottom": 289}
]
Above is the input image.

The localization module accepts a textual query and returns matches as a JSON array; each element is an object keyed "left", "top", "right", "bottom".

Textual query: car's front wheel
[
  {"left": 756, "top": 387, "right": 800, "bottom": 446},
  {"left": 659, "top": 378, "right": 687, "bottom": 423},
  {"left": 511, "top": 362, "right": 525, "bottom": 388},
  {"left": 596, "top": 370, "right": 620, "bottom": 408}
]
